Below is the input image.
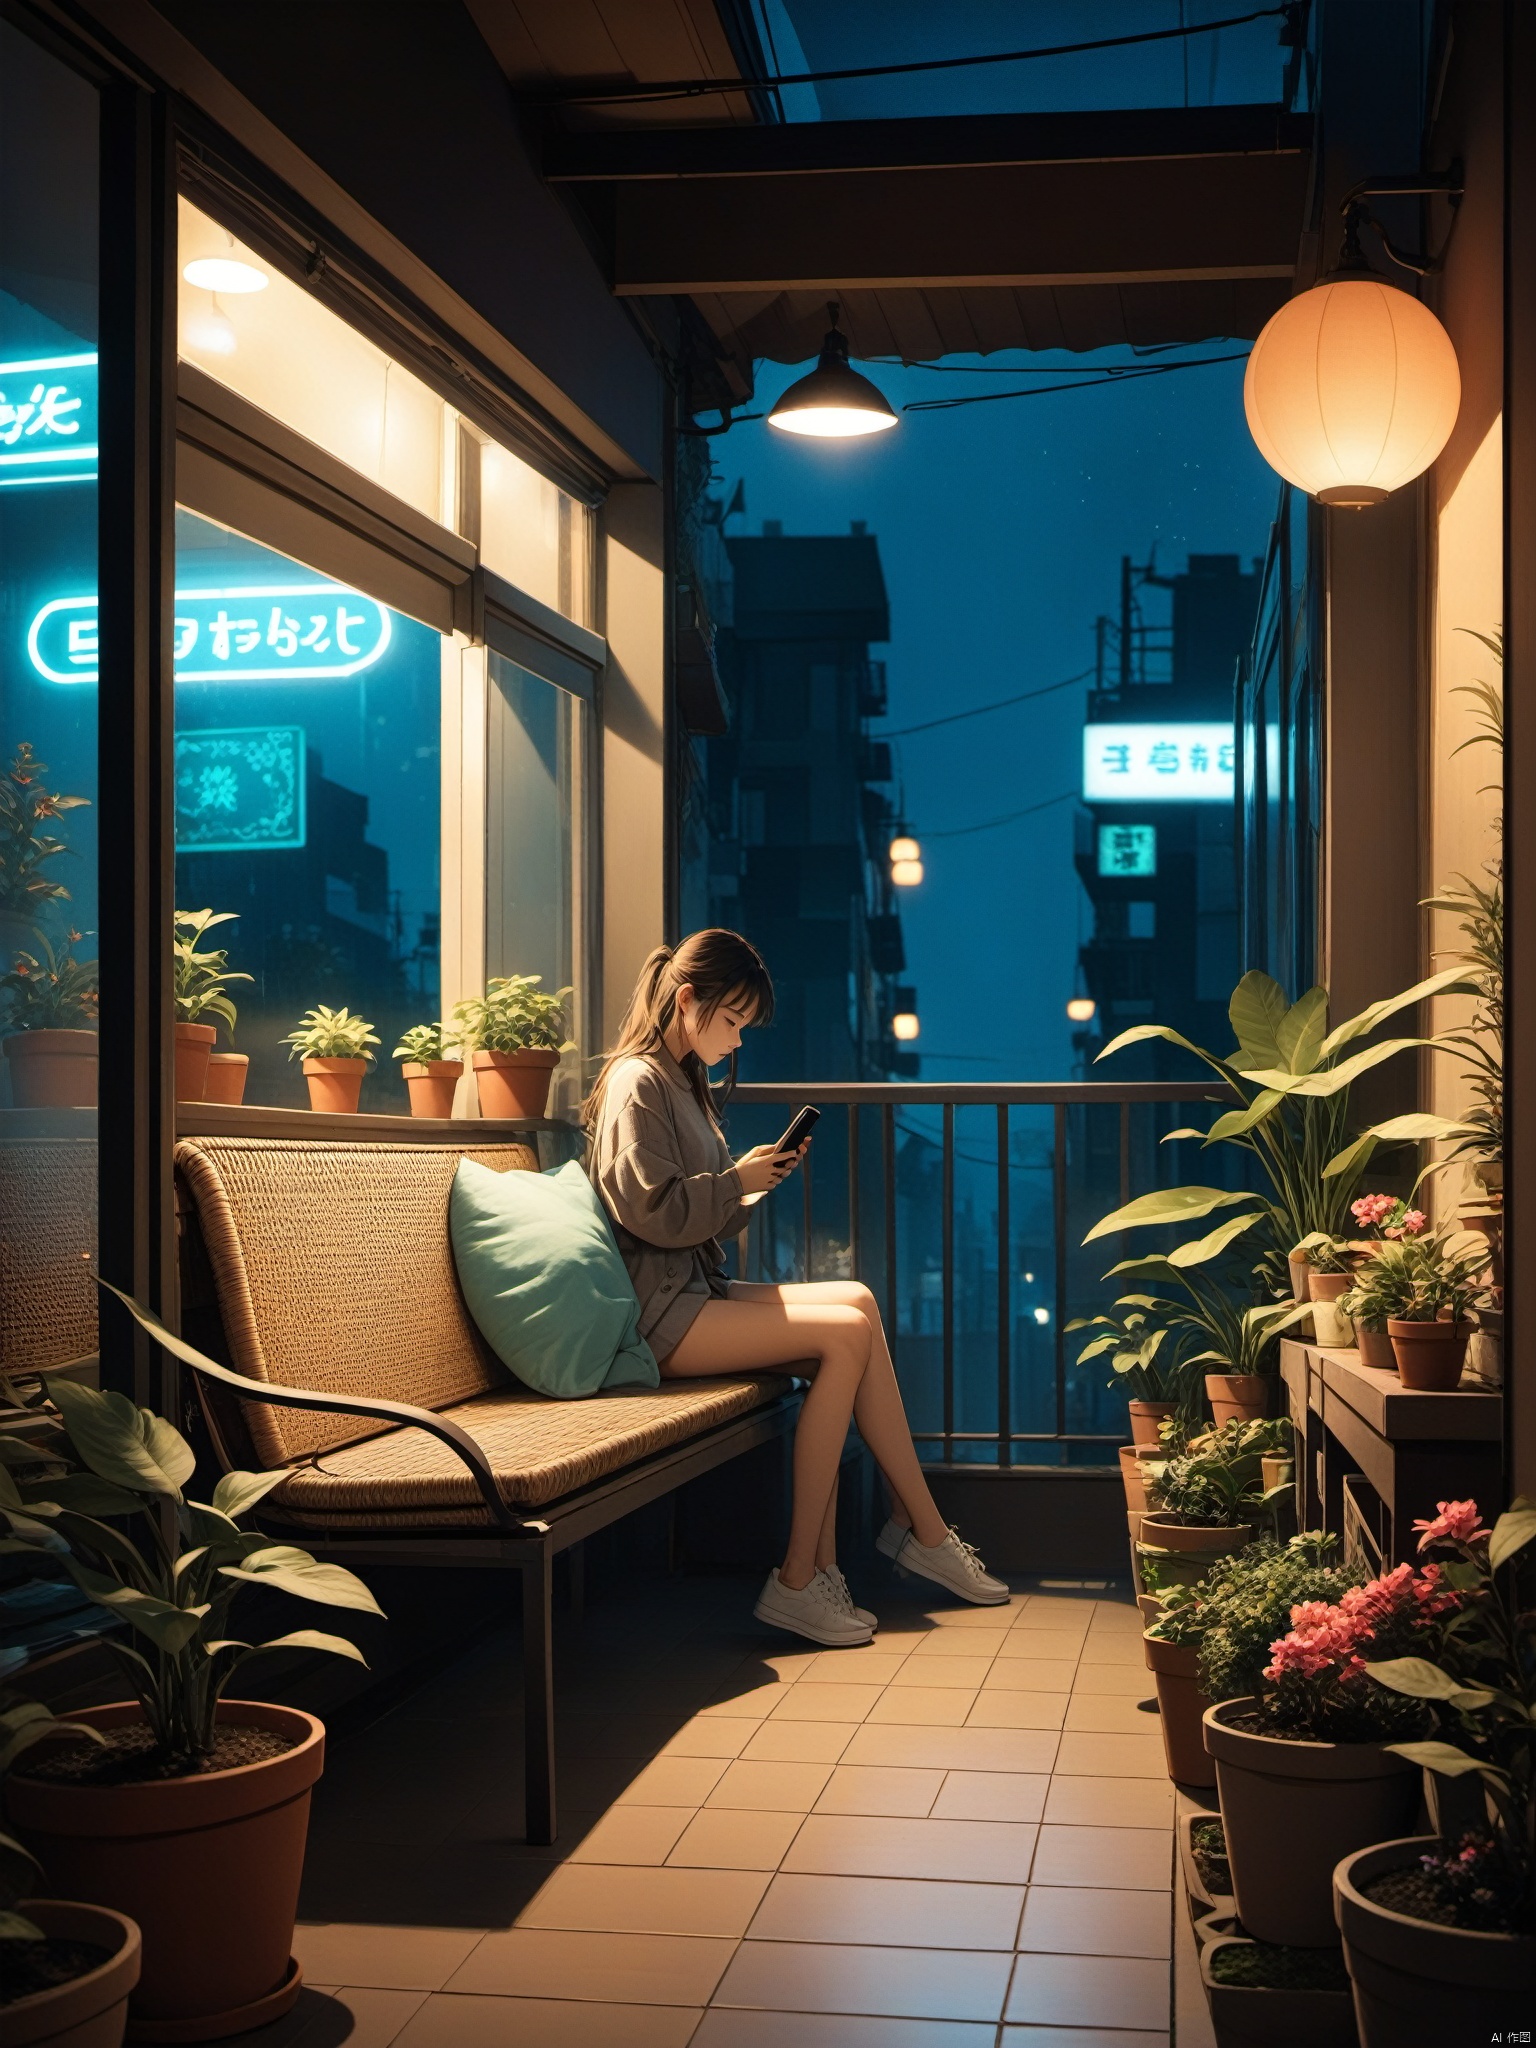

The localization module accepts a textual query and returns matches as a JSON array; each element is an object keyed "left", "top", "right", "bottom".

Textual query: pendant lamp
[
  {"left": 1243, "top": 214, "right": 1459, "bottom": 506},
  {"left": 768, "top": 305, "right": 899, "bottom": 439}
]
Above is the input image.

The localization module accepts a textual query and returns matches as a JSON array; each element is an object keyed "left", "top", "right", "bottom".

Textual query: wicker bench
[{"left": 153, "top": 1135, "right": 797, "bottom": 1843}]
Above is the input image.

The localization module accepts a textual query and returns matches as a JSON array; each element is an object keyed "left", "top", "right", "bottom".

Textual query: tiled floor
[{"left": 250, "top": 1573, "right": 1175, "bottom": 2048}]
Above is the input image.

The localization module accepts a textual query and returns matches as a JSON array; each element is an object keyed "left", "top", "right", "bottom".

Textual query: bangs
[{"left": 705, "top": 972, "right": 774, "bottom": 1030}]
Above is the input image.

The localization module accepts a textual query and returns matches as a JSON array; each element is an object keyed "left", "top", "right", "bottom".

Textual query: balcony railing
[{"left": 727, "top": 1081, "right": 1238, "bottom": 1470}]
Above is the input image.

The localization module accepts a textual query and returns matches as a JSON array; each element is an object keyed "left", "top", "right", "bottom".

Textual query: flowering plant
[
  {"left": 1258, "top": 1559, "right": 1461, "bottom": 1741},
  {"left": 1, "top": 928, "right": 99, "bottom": 1032},
  {"left": 1366, "top": 1497, "right": 1535, "bottom": 1931},
  {"left": 1340, "top": 1231, "right": 1493, "bottom": 1332},
  {"left": 1144, "top": 1532, "right": 1363, "bottom": 1702},
  {"left": 1351, "top": 1192, "right": 1428, "bottom": 1241}
]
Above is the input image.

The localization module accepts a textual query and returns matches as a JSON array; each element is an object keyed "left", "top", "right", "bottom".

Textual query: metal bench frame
[{"left": 110, "top": 1287, "right": 799, "bottom": 1844}]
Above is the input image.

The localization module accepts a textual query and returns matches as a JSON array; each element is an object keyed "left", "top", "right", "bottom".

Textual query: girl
[{"left": 585, "top": 928, "right": 1008, "bottom": 1647}]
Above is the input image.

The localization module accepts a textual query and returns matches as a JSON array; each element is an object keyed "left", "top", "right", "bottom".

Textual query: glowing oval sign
[{"left": 26, "top": 583, "right": 393, "bottom": 685}]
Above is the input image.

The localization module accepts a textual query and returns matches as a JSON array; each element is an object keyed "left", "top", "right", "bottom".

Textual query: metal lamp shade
[{"left": 768, "top": 330, "right": 899, "bottom": 438}]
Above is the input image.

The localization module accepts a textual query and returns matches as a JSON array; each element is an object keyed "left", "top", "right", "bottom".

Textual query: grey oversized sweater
[{"left": 587, "top": 1047, "right": 745, "bottom": 1359}]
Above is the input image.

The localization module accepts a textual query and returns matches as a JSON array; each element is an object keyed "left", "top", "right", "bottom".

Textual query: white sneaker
[
  {"left": 875, "top": 1515, "right": 909, "bottom": 1560},
  {"left": 894, "top": 1527, "right": 1011, "bottom": 1605},
  {"left": 754, "top": 1568, "right": 874, "bottom": 1647},
  {"left": 818, "top": 1566, "right": 878, "bottom": 1632}
]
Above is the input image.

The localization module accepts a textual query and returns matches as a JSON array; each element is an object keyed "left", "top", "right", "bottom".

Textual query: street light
[
  {"left": 768, "top": 305, "right": 899, "bottom": 439},
  {"left": 1066, "top": 997, "right": 1097, "bottom": 1023},
  {"left": 888, "top": 835, "right": 920, "bottom": 864},
  {"left": 890, "top": 859, "right": 924, "bottom": 887},
  {"left": 891, "top": 1012, "right": 920, "bottom": 1041}
]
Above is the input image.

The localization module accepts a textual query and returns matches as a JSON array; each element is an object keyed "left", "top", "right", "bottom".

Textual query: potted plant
[
  {"left": 1200, "top": 1929, "right": 1357, "bottom": 2046},
  {"left": 281, "top": 1004, "right": 379, "bottom": 1113},
  {"left": 1138, "top": 1418, "right": 1294, "bottom": 1589},
  {"left": 1302, "top": 1234, "right": 1363, "bottom": 1348},
  {"left": 1332, "top": 1497, "right": 1535, "bottom": 2042},
  {"left": 172, "top": 909, "right": 252, "bottom": 1103},
  {"left": 1339, "top": 1240, "right": 1419, "bottom": 1371},
  {"left": 452, "top": 974, "right": 573, "bottom": 1120},
  {"left": 2, "top": 1695, "right": 141, "bottom": 2048},
  {"left": 0, "top": 1354, "right": 383, "bottom": 2039},
  {"left": 1068, "top": 1298, "right": 1199, "bottom": 1453},
  {"left": 1201, "top": 1556, "right": 1458, "bottom": 1946},
  {"left": 1341, "top": 1233, "right": 1493, "bottom": 1389},
  {"left": 393, "top": 1021, "right": 462, "bottom": 1119},
  {"left": 2, "top": 931, "right": 99, "bottom": 1110},
  {"left": 0, "top": 744, "right": 90, "bottom": 958}
]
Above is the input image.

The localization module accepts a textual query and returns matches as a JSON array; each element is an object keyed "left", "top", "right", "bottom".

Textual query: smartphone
[{"left": 774, "top": 1104, "right": 821, "bottom": 1157}]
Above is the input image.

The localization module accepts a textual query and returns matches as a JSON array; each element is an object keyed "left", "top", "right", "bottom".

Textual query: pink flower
[
  {"left": 1399, "top": 1210, "right": 1426, "bottom": 1236},
  {"left": 1413, "top": 1499, "right": 1486, "bottom": 1551},
  {"left": 1352, "top": 1194, "right": 1396, "bottom": 1228}
]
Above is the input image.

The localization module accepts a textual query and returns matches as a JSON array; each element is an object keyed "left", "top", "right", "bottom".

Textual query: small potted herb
[
  {"left": 1, "top": 929, "right": 99, "bottom": 1109},
  {"left": 173, "top": 909, "right": 253, "bottom": 1104},
  {"left": 1067, "top": 1299, "right": 1199, "bottom": 1458},
  {"left": 1342, "top": 1233, "right": 1493, "bottom": 1388},
  {"left": 280, "top": 1004, "right": 379, "bottom": 1113},
  {"left": 393, "top": 1021, "right": 463, "bottom": 1119},
  {"left": 1138, "top": 1416, "right": 1293, "bottom": 1581},
  {"left": 452, "top": 974, "right": 573, "bottom": 1120},
  {"left": 0, "top": 743, "right": 90, "bottom": 955},
  {"left": 0, "top": 1348, "right": 382, "bottom": 2037}
]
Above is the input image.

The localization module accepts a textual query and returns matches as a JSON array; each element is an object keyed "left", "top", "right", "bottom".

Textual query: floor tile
[
  {"left": 770, "top": 1683, "right": 885, "bottom": 1722},
  {"left": 889, "top": 1656, "right": 994, "bottom": 1690},
  {"left": 740, "top": 1719, "right": 859, "bottom": 1764},
  {"left": 516, "top": 1863, "right": 770, "bottom": 1938},
  {"left": 1076, "top": 1635, "right": 1148, "bottom": 1666},
  {"left": 1065, "top": 1695, "right": 1162, "bottom": 1734},
  {"left": 1086, "top": 1605, "right": 1145, "bottom": 1633},
  {"left": 814, "top": 1765, "right": 946, "bottom": 1816},
  {"left": 868, "top": 1686, "right": 977, "bottom": 1726},
  {"left": 1053, "top": 1732, "right": 1167, "bottom": 1779},
  {"left": 667, "top": 1808, "right": 805, "bottom": 1870},
  {"left": 699, "top": 1682, "right": 785, "bottom": 1719},
  {"left": 391, "top": 1992, "right": 700, "bottom": 2047},
  {"left": 1030, "top": 1824, "right": 1173, "bottom": 1890},
  {"left": 659, "top": 1719, "right": 756, "bottom": 1759},
  {"left": 749, "top": 1871, "right": 1025, "bottom": 1950},
  {"left": 706, "top": 1759, "right": 835, "bottom": 1811},
  {"left": 291, "top": 1925, "right": 482, "bottom": 1992},
  {"left": 909, "top": 1631, "right": 1011, "bottom": 1660},
  {"left": 567, "top": 1806, "right": 694, "bottom": 1866},
  {"left": 1005, "top": 1952, "right": 1170, "bottom": 2030},
  {"left": 983, "top": 1658, "right": 1080, "bottom": 1692},
  {"left": 966, "top": 1692, "right": 1066, "bottom": 1729},
  {"left": 443, "top": 1929, "right": 735, "bottom": 2005},
  {"left": 1043, "top": 1777, "right": 1175, "bottom": 1829},
  {"left": 802, "top": 1650, "right": 909, "bottom": 1684},
  {"left": 713, "top": 1940, "right": 1012, "bottom": 2022},
  {"left": 985, "top": 1632, "right": 1084, "bottom": 1662},
  {"left": 1071, "top": 1664, "right": 1159, "bottom": 1697},
  {"left": 292, "top": 1987, "right": 427, "bottom": 2048},
  {"left": 1011, "top": 1600, "right": 1099, "bottom": 1627},
  {"left": 784, "top": 1813, "right": 1038, "bottom": 1883},
  {"left": 693, "top": 2012, "right": 996, "bottom": 2047},
  {"left": 844, "top": 1724, "right": 1060, "bottom": 1774},
  {"left": 1017, "top": 1885, "right": 1172, "bottom": 1960},
  {"left": 927, "top": 1601, "right": 1031, "bottom": 1627},
  {"left": 930, "top": 1771, "right": 1048, "bottom": 1824},
  {"left": 1000, "top": 2031, "right": 1167, "bottom": 2048},
  {"left": 617, "top": 1755, "right": 731, "bottom": 1805}
]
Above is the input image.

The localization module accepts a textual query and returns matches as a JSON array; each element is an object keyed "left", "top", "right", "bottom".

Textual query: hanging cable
[
  {"left": 924, "top": 790, "right": 1078, "bottom": 840},
  {"left": 903, "top": 352, "right": 1251, "bottom": 412},
  {"left": 881, "top": 669, "right": 1092, "bottom": 738}
]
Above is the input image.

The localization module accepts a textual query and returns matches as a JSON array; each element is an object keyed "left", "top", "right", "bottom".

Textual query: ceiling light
[
  {"left": 183, "top": 256, "right": 269, "bottom": 294},
  {"left": 888, "top": 835, "right": 920, "bottom": 863},
  {"left": 768, "top": 304, "right": 898, "bottom": 439},
  {"left": 1066, "top": 997, "right": 1097, "bottom": 1022},
  {"left": 183, "top": 309, "right": 238, "bottom": 356},
  {"left": 891, "top": 1012, "right": 920, "bottom": 1041},
  {"left": 890, "top": 858, "right": 923, "bottom": 887}
]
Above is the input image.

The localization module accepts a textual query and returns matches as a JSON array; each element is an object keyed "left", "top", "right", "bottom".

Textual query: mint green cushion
[{"left": 449, "top": 1158, "right": 657, "bottom": 1397}]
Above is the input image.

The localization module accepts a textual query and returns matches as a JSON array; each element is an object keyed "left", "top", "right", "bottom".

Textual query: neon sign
[
  {"left": 0, "top": 353, "right": 97, "bottom": 489},
  {"left": 1083, "top": 722, "right": 1237, "bottom": 803},
  {"left": 175, "top": 726, "right": 306, "bottom": 853},
  {"left": 26, "top": 584, "right": 393, "bottom": 685},
  {"left": 1098, "top": 824, "right": 1157, "bottom": 876}
]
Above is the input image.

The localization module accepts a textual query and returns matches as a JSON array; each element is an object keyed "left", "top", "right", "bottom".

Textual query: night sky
[{"left": 712, "top": 1, "right": 1288, "bottom": 1077}]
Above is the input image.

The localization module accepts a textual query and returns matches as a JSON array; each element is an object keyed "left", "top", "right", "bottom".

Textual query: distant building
[
  {"left": 678, "top": 511, "right": 914, "bottom": 1081},
  {"left": 1074, "top": 553, "right": 1258, "bottom": 1074}
]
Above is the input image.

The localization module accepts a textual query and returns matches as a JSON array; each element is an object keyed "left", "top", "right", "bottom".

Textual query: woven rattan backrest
[{"left": 174, "top": 1136, "right": 539, "bottom": 1467}]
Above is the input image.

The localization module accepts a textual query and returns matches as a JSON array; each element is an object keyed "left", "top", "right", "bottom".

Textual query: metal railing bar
[
  {"left": 1119, "top": 1098, "right": 1131, "bottom": 1207},
  {"left": 882, "top": 1102, "right": 897, "bottom": 1341},
  {"left": 848, "top": 1102, "right": 861, "bottom": 1281},
  {"left": 731, "top": 1081, "right": 1234, "bottom": 1106},
  {"left": 911, "top": 1431, "right": 1127, "bottom": 1444},
  {"left": 801, "top": 1133, "right": 814, "bottom": 1282},
  {"left": 996, "top": 1101, "right": 1010, "bottom": 1470},
  {"left": 942, "top": 1101, "right": 954, "bottom": 1463},
  {"left": 1053, "top": 1101, "right": 1068, "bottom": 1440}
]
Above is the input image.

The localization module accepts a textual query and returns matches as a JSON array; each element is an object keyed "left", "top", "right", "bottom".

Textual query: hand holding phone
[{"left": 736, "top": 1105, "right": 820, "bottom": 1204}]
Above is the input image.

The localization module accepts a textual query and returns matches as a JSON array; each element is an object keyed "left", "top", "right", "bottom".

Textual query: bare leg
[
  {"left": 730, "top": 1281, "right": 948, "bottom": 1547},
  {"left": 817, "top": 1473, "right": 839, "bottom": 1574},
  {"left": 661, "top": 1297, "right": 871, "bottom": 1587}
]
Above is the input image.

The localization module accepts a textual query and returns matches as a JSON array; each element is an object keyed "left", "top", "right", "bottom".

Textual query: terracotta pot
[
  {"left": 301, "top": 1056, "right": 367, "bottom": 1114},
  {"left": 5, "top": 1701, "right": 322, "bottom": 2040},
  {"left": 172, "top": 1022, "right": 216, "bottom": 1102},
  {"left": 201, "top": 1054, "right": 248, "bottom": 1106},
  {"left": 1144, "top": 1633, "right": 1215, "bottom": 1787},
  {"left": 7, "top": 1898, "right": 141, "bottom": 2048},
  {"left": 1201, "top": 1929, "right": 1359, "bottom": 2046},
  {"left": 1201, "top": 1696, "right": 1419, "bottom": 1947},
  {"left": 1205, "top": 1373, "right": 1270, "bottom": 1424},
  {"left": 1309, "top": 1271, "right": 1352, "bottom": 1304},
  {"left": 1260, "top": 1453, "right": 1294, "bottom": 1495},
  {"left": 472, "top": 1047, "right": 559, "bottom": 1120},
  {"left": 1138, "top": 1510, "right": 1253, "bottom": 1557},
  {"left": 1357, "top": 1323, "right": 1396, "bottom": 1371},
  {"left": 1286, "top": 1256, "right": 1312, "bottom": 1301},
  {"left": 1334, "top": 1834, "right": 1535, "bottom": 2046},
  {"left": 4, "top": 1030, "right": 99, "bottom": 1110},
  {"left": 402, "top": 1059, "right": 462, "bottom": 1118},
  {"left": 1387, "top": 1319, "right": 1470, "bottom": 1391},
  {"left": 1118, "top": 1443, "right": 1157, "bottom": 1510}
]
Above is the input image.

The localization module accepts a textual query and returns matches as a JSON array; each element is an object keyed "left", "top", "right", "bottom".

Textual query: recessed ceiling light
[{"left": 183, "top": 257, "right": 269, "bottom": 295}]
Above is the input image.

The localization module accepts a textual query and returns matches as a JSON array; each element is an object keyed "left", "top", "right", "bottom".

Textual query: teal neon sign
[
  {"left": 175, "top": 726, "right": 306, "bottom": 853},
  {"left": 26, "top": 583, "right": 393, "bottom": 685},
  {"left": 0, "top": 352, "right": 97, "bottom": 489}
]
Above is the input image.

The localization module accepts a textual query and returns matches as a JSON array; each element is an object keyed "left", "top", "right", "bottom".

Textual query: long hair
[{"left": 582, "top": 929, "right": 774, "bottom": 1130}]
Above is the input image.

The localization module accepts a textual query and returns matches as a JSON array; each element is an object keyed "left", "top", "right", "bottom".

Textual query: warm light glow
[
  {"left": 1244, "top": 277, "right": 1460, "bottom": 506},
  {"left": 888, "top": 834, "right": 920, "bottom": 863},
  {"left": 766, "top": 316, "right": 900, "bottom": 440},
  {"left": 1033, "top": 1306, "right": 1051, "bottom": 1326},
  {"left": 891, "top": 1012, "right": 920, "bottom": 1041},
  {"left": 1066, "top": 997, "right": 1097, "bottom": 1022},
  {"left": 183, "top": 257, "right": 269, "bottom": 295},
  {"left": 183, "top": 310, "right": 237, "bottom": 356},
  {"left": 769, "top": 406, "right": 898, "bottom": 438},
  {"left": 890, "top": 858, "right": 924, "bottom": 886}
]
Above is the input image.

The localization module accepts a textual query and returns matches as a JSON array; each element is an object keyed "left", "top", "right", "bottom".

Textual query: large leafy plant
[
  {"left": 0, "top": 1696, "right": 101, "bottom": 1938},
  {"left": 1088, "top": 968, "right": 1478, "bottom": 1291},
  {"left": 0, "top": 743, "right": 90, "bottom": 934},
  {"left": 173, "top": 908, "right": 252, "bottom": 1036},
  {"left": 1065, "top": 1298, "right": 1202, "bottom": 1417},
  {"left": 0, "top": 1370, "right": 381, "bottom": 1770},
  {"left": 453, "top": 974, "right": 573, "bottom": 1055}
]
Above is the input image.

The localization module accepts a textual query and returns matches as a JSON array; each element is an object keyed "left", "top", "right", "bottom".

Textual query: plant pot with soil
[
  {"left": 1206, "top": 1374, "right": 1271, "bottom": 1424},
  {"left": 1342, "top": 1228, "right": 1493, "bottom": 1389},
  {"left": 1387, "top": 1318, "right": 1471, "bottom": 1390},
  {"left": 1201, "top": 1926, "right": 1358, "bottom": 2048},
  {"left": 1126, "top": 1399, "right": 1175, "bottom": 1447},
  {"left": 1179, "top": 1809, "right": 1234, "bottom": 1923},
  {"left": 201, "top": 1055, "right": 248, "bottom": 1106},
  {"left": 1307, "top": 1266, "right": 1356, "bottom": 1348},
  {"left": 2, "top": 928, "right": 100, "bottom": 1109},
  {"left": 1144, "top": 1631, "right": 1216, "bottom": 1786},
  {"left": 0, "top": 1345, "right": 384, "bottom": 2041},
  {"left": 172, "top": 910, "right": 251, "bottom": 1105},
  {"left": 282, "top": 1005, "right": 379, "bottom": 1115},
  {"left": 1356, "top": 1323, "right": 1396, "bottom": 1370},
  {"left": 393, "top": 1023, "right": 462, "bottom": 1119},
  {"left": 453, "top": 973, "right": 572, "bottom": 1123}
]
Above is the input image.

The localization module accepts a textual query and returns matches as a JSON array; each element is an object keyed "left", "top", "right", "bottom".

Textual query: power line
[
  {"left": 925, "top": 790, "right": 1078, "bottom": 840},
  {"left": 903, "top": 353, "right": 1251, "bottom": 413},
  {"left": 881, "top": 668, "right": 1092, "bottom": 739},
  {"left": 545, "top": 8, "right": 1291, "bottom": 105}
]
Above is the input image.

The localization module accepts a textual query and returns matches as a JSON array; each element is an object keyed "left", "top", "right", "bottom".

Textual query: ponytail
[{"left": 582, "top": 930, "right": 773, "bottom": 1130}]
